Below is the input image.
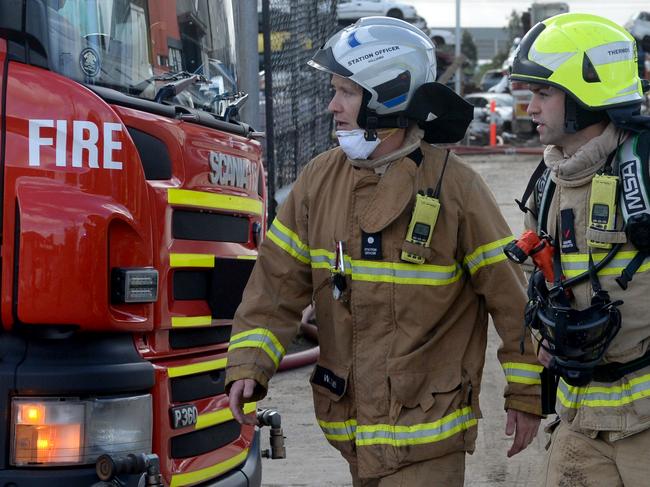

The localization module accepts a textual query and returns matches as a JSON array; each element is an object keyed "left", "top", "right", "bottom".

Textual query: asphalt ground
[{"left": 258, "top": 152, "right": 551, "bottom": 487}]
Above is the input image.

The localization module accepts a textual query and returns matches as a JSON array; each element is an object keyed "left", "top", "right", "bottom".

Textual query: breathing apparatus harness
[{"left": 510, "top": 132, "right": 650, "bottom": 402}]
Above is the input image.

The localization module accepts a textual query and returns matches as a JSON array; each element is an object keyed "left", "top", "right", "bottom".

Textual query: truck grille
[
  {"left": 172, "top": 210, "right": 249, "bottom": 243},
  {"left": 170, "top": 420, "right": 241, "bottom": 458},
  {"left": 170, "top": 368, "right": 226, "bottom": 402},
  {"left": 168, "top": 325, "right": 231, "bottom": 350}
]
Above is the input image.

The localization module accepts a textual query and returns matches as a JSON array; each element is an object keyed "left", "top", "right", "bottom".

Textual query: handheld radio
[
  {"left": 401, "top": 150, "right": 450, "bottom": 264},
  {"left": 587, "top": 174, "right": 619, "bottom": 249},
  {"left": 401, "top": 190, "right": 440, "bottom": 264}
]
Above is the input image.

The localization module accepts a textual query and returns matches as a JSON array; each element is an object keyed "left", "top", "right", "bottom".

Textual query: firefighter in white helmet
[{"left": 227, "top": 17, "right": 542, "bottom": 486}]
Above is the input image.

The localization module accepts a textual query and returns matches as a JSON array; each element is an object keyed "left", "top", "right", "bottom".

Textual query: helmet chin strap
[
  {"left": 357, "top": 89, "right": 409, "bottom": 141},
  {"left": 564, "top": 95, "right": 609, "bottom": 133}
]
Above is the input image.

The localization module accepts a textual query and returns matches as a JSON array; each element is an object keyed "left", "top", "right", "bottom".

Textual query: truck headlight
[
  {"left": 111, "top": 268, "right": 159, "bottom": 303},
  {"left": 11, "top": 395, "right": 152, "bottom": 466}
]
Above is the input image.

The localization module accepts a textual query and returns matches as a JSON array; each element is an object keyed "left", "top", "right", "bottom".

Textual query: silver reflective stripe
[
  {"left": 309, "top": 251, "right": 462, "bottom": 284},
  {"left": 352, "top": 264, "right": 459, "bottom": 281},
  {"left": 310, "top": 253, "right": 334, "bottom": 266},
  {"left": 586, "top": 41, "right": 635, "bottom": 65},
  {"left": 229, "top": 332, "right": 284, "bottom": 363},
  {"left": 355, "top": 408, "right": 476, "bottom": 446},
  {"left": 319, "top": 421, "right": 357, "bottom": 440},
  {"left": 529, "top": 44, "right": 576, "bottom": 71},
  {"left": 507, "top": 369, "right": 541, "bottom": 381},
  {"left": 604, "top": 92, "right": 643, "bottom": 105},
  {"left": 618, "top": 82, "right": 639, "bottom": 95},
  {"left": 502, "top": 363, "right": 543, "bottom": 384},
  {"left": 465, "top": 245, "right": 506, "bottom": 272},
  {"left": 562, "top": 256, "right": 650, "bottom": 271},
  {"left": 558, "top": 375, "right": 650, "bottom": 408},
  {"left": 268, "top": 222, "right": 310, "bottom": 261}
]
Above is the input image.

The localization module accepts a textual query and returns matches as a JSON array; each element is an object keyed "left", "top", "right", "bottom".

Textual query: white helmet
[
  {"left": 309, "top": 16, "right": 473, "bottom": 143},
  {"left": 309, "top": 16, "right": 436, "bottom": 117}
]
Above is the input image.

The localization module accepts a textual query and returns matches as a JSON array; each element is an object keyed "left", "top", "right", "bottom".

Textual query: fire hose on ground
[{"left": 277, "top": 321, "right": 320, "bottom": 371}]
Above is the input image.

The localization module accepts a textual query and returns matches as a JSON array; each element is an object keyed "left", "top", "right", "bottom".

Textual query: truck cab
[{"left": 0, "top": 0, "right": 265, "bottom": 485}]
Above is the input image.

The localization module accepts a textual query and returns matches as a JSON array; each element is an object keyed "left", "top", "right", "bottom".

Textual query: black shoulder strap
[
  {"left": 536, "top": 169, "right": 555, "bottom": 235},
  {"left": 515, "top": 158, "right": 547, "bottom": 218},
  {"left": 613, "top": 131, "right": 650, "bottom": 222}
]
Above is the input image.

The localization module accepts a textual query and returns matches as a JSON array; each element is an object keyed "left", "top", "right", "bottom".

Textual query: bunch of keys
[{"left": 331, "top": 241, "right": 347, "bottom": 300}]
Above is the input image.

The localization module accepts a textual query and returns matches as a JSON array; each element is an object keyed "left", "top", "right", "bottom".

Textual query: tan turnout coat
[
  {"left": 525, "top": 124, "right": 650, "bottom": 440},
  {"left": 227, "top": 141, "right": 542, "bottom": 478}
]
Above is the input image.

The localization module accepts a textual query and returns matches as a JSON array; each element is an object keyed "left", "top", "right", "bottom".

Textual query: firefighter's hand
[
  {"left": 505, "top": 409, "right": 540, "bottom": 457},
  {"left": 229, "top": 379, "right": 258, "bottom": 425},
  {"left": 537, "top": 339, "right": 552, "bottom": 368}
]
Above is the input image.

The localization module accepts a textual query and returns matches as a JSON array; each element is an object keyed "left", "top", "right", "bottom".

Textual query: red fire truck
[{"left": 0, "top": 0, "right": 268, "bottom": 485}]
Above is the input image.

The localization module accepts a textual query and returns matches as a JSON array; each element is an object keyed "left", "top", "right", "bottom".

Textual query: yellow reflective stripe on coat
[
  {"left": 561, "top": 251, "right": 650, "bottom": 278},
  {"left": 310, "top": 249, "right": 463, "bottom": 286},
  {"left": 318, "top": 418, "right": 358, "bottom": 442},
  {"left": 228, "top": 328, "right": 286, "bottom": 368},
  {"left": 464, "top": 236, "right": 513, "bottom": 275},
  {"left": 502, "top": 362, "right": 543, "bottom": 385},
  {"left": 356, "top": 407, "right": 477, "bottom": 447},
  {"left": 352, "top": 260, "right": 462, "bottom": 285},
  {"left": 267, "top": 219, "right": 310, "bottom": 264},
  {"left": 557, "top": 373, "right": 650, "bottom": 408},
  {"left": 317, "top": 408, "right": 476, "bottom": 446}
]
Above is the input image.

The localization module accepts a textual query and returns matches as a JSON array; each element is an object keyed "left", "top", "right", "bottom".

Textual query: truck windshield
[{"left": 46, "top": 0, "right": 240, "bottom": 117}]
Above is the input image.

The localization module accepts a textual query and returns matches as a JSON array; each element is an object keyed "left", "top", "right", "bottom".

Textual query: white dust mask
[{"left": 335, "top": 129, "right": 381, "bottom": 160}]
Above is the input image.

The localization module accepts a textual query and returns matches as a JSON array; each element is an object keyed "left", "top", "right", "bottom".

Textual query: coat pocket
[
  {"left": 387, "top": 368, "right": 471, "bottom": 465},
  {"left": 309, "top": 362, "right": 349, "bottom": 403},
  {"left": 309, "top": 361, "right": 356, "bottom": 458},
  {"left": 387, "top": 369, "right": 463, "bottom": 422}
]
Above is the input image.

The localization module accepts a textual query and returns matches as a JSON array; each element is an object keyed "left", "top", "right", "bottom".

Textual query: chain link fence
[{"left": 259, "top": 0, "right": 339, "bottom": 217}]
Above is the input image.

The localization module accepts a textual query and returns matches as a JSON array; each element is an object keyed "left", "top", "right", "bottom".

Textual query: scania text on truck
[{"left": 0, "top": 0, "right": 268, "bottom": 485}]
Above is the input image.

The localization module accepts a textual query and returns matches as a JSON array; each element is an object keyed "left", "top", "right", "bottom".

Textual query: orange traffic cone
[{"left": 489, "top": 99, "right": 497, "bottom": 147}]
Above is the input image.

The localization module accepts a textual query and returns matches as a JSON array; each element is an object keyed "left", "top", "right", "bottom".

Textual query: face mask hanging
[{"left": 335, "top": 129, "right": 381, "bottom": 160}]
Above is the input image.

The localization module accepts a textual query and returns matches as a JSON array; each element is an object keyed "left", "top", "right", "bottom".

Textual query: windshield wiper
[
  {"left": 153, "top": 73, "right": 206, "bottom": 103},
  {"left": 129, "top": 71, "right": 204, "bottom": 98},
  {"left": 220, "top": 92, "right": 249, "bottom": 123}
]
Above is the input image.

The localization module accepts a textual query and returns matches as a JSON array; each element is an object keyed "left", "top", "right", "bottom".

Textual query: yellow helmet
[{"left": 511, "top": 13, "right": 643, "bottom": 110}]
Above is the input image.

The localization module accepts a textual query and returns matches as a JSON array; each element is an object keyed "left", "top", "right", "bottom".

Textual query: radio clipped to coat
[
  {"left": 587, "top": 173, "right": 619, "bottom": 249},
  {"left": 401, "top": 150, "right": 450, "bottom": 264},
  {"left": 401, "top": 190, "right": 440, "bottom": 264}
]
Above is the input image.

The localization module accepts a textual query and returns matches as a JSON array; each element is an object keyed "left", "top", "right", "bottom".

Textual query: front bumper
[
  {"left": 195, "top": 428, "right": 262, "bottom": 487},
  {"left": 0, "top": 429, "right": 262, "bottom": 487}
]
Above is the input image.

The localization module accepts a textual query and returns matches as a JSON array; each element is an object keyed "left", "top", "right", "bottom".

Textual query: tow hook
[
  {"left": 93, "top": 452, "right": 163, "bottom": 487},
  {"left": 257, "top": 408, "right": 286, "bottom": 459}
]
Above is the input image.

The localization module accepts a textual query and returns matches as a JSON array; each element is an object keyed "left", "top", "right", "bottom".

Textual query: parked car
[
  {"left": 429, "top": 28, "right": 455, "bottom": 47},
  {"left": 479, "top": 69, "right": 506, "bottom": 92},
  {"left": 465, "top": 93, "right": 514, "bottom": 131},
  {"left": 488, "top": 74, "right": 510, "bottom": 94},
  {"left": 337, "top": 0, "right": 418, "bottom": 23},
  {"left": 626, "top": 11, "right": 650, "bottom": 51}
]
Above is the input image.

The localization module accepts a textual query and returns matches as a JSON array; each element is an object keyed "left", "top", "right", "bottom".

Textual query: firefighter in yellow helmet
[
  {"left": 226, "top": 16, "right": 543, "bottom": 487},
  {"left": 510, "top": 12, "right": 650, "bottom": 486}
]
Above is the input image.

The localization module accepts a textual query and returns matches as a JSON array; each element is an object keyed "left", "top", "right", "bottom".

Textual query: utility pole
[
  {"left": 262, "top": 0, "right": 277, "bottom": 222},
  {"left": 454, "top": 0, "right": 461, "bottom": 95},
  {"left": 235, "top": 0, "right": 259, "bottom": 128}
]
